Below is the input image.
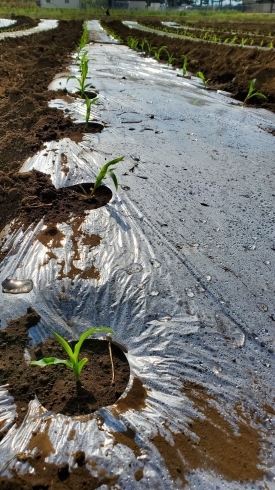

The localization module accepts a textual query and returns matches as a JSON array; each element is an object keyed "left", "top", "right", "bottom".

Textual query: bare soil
[
  {"left": 0, "top": 19, "right": 108, "bottom": 235},
  {"left": 0, "top": 308, "right": 130, "bottom": 489},
  {"left": 101, "top": 18, "right": 275, "bottom": 113},
  {"left": 0, "top": 308, "right": 130, "bottom": 428},
  {"left": 0, "top": 14, "right": 39, "bottom": 33}
]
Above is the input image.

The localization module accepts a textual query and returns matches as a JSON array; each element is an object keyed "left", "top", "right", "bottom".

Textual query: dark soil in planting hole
[
  {"left": 101, "top": 18, "right": 275, "bottom": 114},
  {"left": 0, "top": 308, "right": 130, "bottom": 429},
  {"left": 0, "top": 169, "right": 112, "bottom": 265}
]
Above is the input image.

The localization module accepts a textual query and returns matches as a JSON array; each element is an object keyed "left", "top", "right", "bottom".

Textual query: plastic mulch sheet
[{"left": 0, "top": 19, "right": 275, "bottom": 489}]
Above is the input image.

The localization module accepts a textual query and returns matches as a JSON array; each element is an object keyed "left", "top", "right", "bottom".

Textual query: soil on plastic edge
[
  {"left": 101, "top": 18, "right": 275, "bottom": 115},
  {"left": 0, "top": 15, "right": 39, "bottom": 33},
  {"left": 0, "top": 170, "right": 112, "bottom": 266},
  {"left": 151, "top": 381, "right": 268, "bottom": 487},
  {"left": 0, "top": 18, "right": 109, "bottom": 258}
]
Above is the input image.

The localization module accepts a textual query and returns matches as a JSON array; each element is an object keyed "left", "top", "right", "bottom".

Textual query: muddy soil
[
  {"left": 101, "top": 18, "right": 275, "bottom": 113},
  {"left": 0, "top": 19, "right": 106, "bottom": 234},
  {"left": 0, "top": 14, "right": 39, "bottom": 33}
]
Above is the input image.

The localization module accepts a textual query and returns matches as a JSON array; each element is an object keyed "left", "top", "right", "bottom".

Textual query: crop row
[{"left": 140, "top": 21, "right": 275, "bottom": 49}]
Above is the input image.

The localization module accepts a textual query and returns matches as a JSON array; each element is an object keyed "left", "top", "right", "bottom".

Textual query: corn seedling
[
  {"left": 93, "top": 157, "right": 124, "bottom": 194},
  {"left": 67, "top": 72, "right": 93, "bottom": 99},
  {"left": 250, "top": 39, "right": 254, "bottom": 46},
  {"left": 76, "top": 22, "right": 89, "bottom": 59},
  {"left": 85, "top": 96, "right": 98, "bottom": 127},
  {"left": 231, "top": 36, "right": 238, "bottom": 44},
  {"left": 143, "top": 40, "right": 156, "bottom": 56},
  {"left": 182, "top": 55, "right": 188, "bottom": 76},
  {"left": 126, "top": 36, "right": 139, "bottom": 50},
  {"left": 224, "top": 38, "right": 230, "bottom": 44},
  {"left": 260, "top": 40, "right": 264, "bottom": 47},
  {"left": 269, "top": 41, "right": 274, "bottom": 50},
  {"left": 196, "top": 71, "right": 208, "bottom": 89},
  {"left": 30, "top": 327, "right": 113, "bottom": 384},
  {"left": 67, "top": 55, "right": 93, "bottom": 98},
  {"left": 154, "top": 46, "right": 168, "bottom": 62},
  {"left": 242, "top": 78, "right": 266, "bottom": 106},
  {"left": 140, "top": 38, "right": 148, "bottom": 52},
  {"left": 241, "top": 38, "right": 247, "bottom": 46},
  {"left": 165, "top": 50, "right": 176, "bottom": 66},
  {"left": 77, "top": 156, "right": 125, "bottom": 198}
]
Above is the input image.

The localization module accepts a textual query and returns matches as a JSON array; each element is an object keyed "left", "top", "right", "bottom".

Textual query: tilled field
[{"left": 101, "top": 18, "right": 275, "bottom": 113}]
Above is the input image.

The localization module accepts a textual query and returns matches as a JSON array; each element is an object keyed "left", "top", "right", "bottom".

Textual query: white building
[{"left": 40, "top": 0, "right": 81, "bottom": 8}]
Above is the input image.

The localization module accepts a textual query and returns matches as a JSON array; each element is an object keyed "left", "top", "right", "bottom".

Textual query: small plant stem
[
  {"left": 79, "top": 184, "right": 87, "bottom": 195},
  {"left": 108, "top": 341, "right": 115, "bottom": 385},
  {"left": 76, "top": 380, "right": 82, "bottom": 391}
]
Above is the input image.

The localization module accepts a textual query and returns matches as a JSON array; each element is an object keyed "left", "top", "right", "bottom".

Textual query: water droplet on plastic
[
  {"left": 195, "top": 283, "right": 205, "bottom": 292},
  {"left": 257, "top": 303, "right": 268, "bottom": 312},
  {"left": 2, "top": 278, "right": 33, "bottom": 294},
  {"left": 213, "top": 364, "right": 222, "bottom": 374},
  {"left": 191, "top": 243, "right": 199, "bottom": 248},
  {"left": 185, "top": 288, "right": 195, "bottom": 298},
  {"left": 205, "top": 275, "right": 212, "bottom": 281},
  {"left": 264, "top": 260, "right": 270, "bottom": 265},
  {"left": 149, "top": 290, "right": 159, "bottom": 296},
  {"left": 126, "top": 263, "right": 143, "bottom": 275},
  {"left": 150, "top": 259, "right": 161, "bottom": 268},
  {"left": 136, "top": 283, "right": 145, "bottom": 290},
  {"left": 159, "top": 315, "right": 172, "bottom": 322}
]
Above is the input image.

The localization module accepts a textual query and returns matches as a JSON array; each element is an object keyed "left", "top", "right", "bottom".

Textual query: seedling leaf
[
  {"left": 93, "top": 156, "right": 124, "bottom": 192},
  {"left": 29, "top": 357, "right": 72, "bottom": 368},
  {"left": 109, "top": 170, "right": 118, "bottom": 190},
  {"left": 74, "top": 327, "right": 113, "bottom": 359},
  {"left": 78, "top": 357, "right": 89, "bottom": 375},
  {"left": 52, "top": 330, "right": 74, "bottom": 359},
  {"left": 30, "top": 326, "right": 114, "bottom": 383}
]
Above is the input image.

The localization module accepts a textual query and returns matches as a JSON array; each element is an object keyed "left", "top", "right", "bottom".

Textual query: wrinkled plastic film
[{"left": 0, "top": 20, "right": 275, "bottom": 489}]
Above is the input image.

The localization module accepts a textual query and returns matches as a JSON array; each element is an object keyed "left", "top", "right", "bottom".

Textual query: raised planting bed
[
  {"left": 101, "top": 18, "right": 275, "bottom": 113},
  {"left": 0, "top": 17, "right": 275, "bottom": 490}
]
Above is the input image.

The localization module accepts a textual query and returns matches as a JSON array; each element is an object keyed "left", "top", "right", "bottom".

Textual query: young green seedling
[
  {"left": 143, "top": 40, "right": 156, "bottom": 57},
  {"left": 126, "top": 36, "right": 139, "bottom": 50},
  {"left": 92, "top": 156, "right": 124, "bottom": 195},
  {"left": 196, "top": 71, "right": 208, "bottom": 89},
  {"left": 154, "top": 46, "right": 168, "bottom": 62},
  {"left": 182, "top": 55, "right": 188, "bottom": 76},
  {"left": 85, "top": 96, "right": 99, "bottom": 127},
  {"left": 242, "top": 78, "right": 266, "bottom": 106},
  {"left": 30, "top": 327, "right": 113, "bottom": 384},
  {"left": 165, "top": 50, "right": 176, "bottom": 67}
]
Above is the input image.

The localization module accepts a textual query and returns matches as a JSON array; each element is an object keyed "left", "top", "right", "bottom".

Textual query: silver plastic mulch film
[{"left": 0, "top": 20, "right": 275, "bottom": 489}]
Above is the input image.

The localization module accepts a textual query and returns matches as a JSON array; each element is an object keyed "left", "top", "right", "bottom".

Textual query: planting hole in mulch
[
  {"left": 0, "top": 169, "right": 112, "bottom": 241},
  {"left": 0, "top": 308, "right": 130, "bottom": 430}
]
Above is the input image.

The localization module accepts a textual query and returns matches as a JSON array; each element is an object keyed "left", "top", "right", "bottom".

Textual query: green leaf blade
[
  {"left": 74, "top": 327, "right": 114, "bottom": 360},
  {"left": 52, "top": 330, "right": 74, "bottom": 360},
  {"left": 108, "top": 170, "right": 118, "bottom": 190},
  {"left": 77, "top": 357, "right": 89, "bottom": 376},
  {"left": 252, "top": 92, "right": 266, "bottom": 100},
  {"left": 29, "top": 357, "right": 72, "bottom": 368}
]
